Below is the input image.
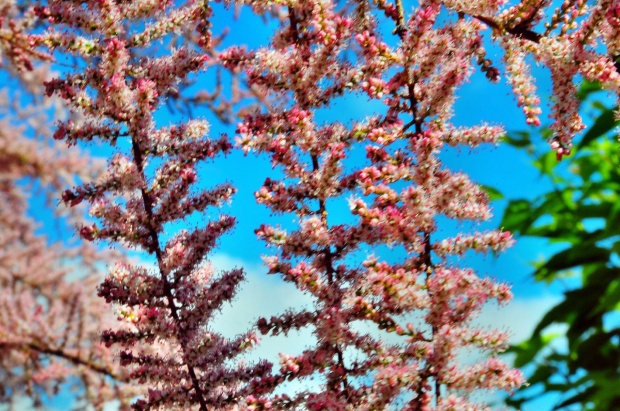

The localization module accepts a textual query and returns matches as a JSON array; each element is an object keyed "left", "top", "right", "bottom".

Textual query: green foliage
[
  {"left": 501, "top": 86, "right": 620, "bottom": 410},
  {"left": 481, "top": 184, "right": 505, "bottom": 201}
]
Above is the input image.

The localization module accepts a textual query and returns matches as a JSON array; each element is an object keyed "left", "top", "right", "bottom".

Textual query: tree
[
  {"left": 227, "top": 1, "right": 522, "bottom": 408},
  {"left": 502, "top": 86, "right": 620, "bottom": 410},
  {"left": 0, "top": 178, "right": 142, "bottom": 409},
  {"left": 36, "top": 1, "right": 273, "bottom": 409},
  {"left": 0, "top": 2, "right": 143, "bottom": 408},
  {"left": 2, "top": 0, "right": 620, "bottom": 410},
  {"left": 226, "top": 0, "right": 620, "bottom": 408}
]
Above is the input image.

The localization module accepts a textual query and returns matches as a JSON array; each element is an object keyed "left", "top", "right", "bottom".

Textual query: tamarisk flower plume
[
  {"left": 224, "top": 0, "right": 618, "bottom": 408},
  {"left": 478, "top": 0, "right": 620, "bottom": 159},
  {"left": 0, "top": 199, "right": 142, "bottom": 409},
  {"left": 0, "top": 93, "right": 143, "bottom": 408},
  {"left": 36, "top": 1, "right": 272, "bottom": 409},
  {"left": 0, "top": 4, "right": 143, "bottom": 405},
  {"left": 227, "top": 0, "right": 523, "bottom": 408},
  {"left": 0, "top": 0, "right": 52, "bottom": 72}
]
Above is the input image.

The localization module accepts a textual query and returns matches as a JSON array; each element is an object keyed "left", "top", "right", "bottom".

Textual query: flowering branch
[
  {"left": 226, "top": 0, "right": 620, "bottom": 407},
  {"left": 37, "top": 1, "right": 272, "bottom": 409},
  {"left": 227, "top": 0, "right": 521, "bottom": 408},
  {"left": 0, "top": 19, "right": 145, "bottom": 404}
]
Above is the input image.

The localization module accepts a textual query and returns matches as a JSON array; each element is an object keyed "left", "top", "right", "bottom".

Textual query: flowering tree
[
  {"left": 226, "top": 0, "right": 620, "bottom": 409},
  {"left": 0, "top": 2, "right": 146, "bottom": 408},
  {"left": 34, "top": 0, "right": 274, "bottom": 409},
  {"left": 0, "top": 102, "right": 142, "bottom": 409},
  {"left": 228, "top": 1, "right": 522, "bottom": 409},
  {"left": 2, "top": 0, "right": 620, "bottom": 410}
]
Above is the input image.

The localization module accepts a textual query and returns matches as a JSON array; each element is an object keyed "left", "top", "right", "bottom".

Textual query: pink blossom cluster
[
  {"left": 0, "top": 73, "right": 143, "bottom": 406},
  {"left": 219, "top": 0, "right": 620, "bottom": 407},
  {"left": 0, "top": 1, "right": 52, "bottom": 72},
  {"left": 498, "top": 0, "right": 551, "bottom": 30},
  {"left": 225, "top": 1, "right": 532, "bottom": 409},
  {"left": 473, "top": 0, "right": 620, "bottom": 155},
  {"left": 501, "top": 37, "right": 543, "bottom": 127},
  {"left": 38, "top": 0, "right": 272, "bottom": 409}
]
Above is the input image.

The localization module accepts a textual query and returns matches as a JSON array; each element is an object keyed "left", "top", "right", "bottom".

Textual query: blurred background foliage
[{"left": 500, "top": 82, "right": 620, "bottom": 410}]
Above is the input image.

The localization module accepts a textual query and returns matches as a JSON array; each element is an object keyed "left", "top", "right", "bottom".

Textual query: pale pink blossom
[{"left": 42, "top": 0, "right": 272, "bottom": 409}]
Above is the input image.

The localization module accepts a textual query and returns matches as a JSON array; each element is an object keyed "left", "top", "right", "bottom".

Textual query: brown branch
[
  {"left": 474, "top": 15, "right": 542, "bottom": 43},
  {"left": 288, "top": 5, "right": 300, "bottom": 42},
  {"left": 312, "top": 150, "right": 350, "bottom": 397},
  {"left": 393, "top": 0, "right": 406, "bottom": 36},
  {"left": 131, "top": 138, "right": 210, "bottom": 411},
  {"left": 286, "top": 4, "right": 351, "bottom": 400},
  {"left": 11, "top": 342, "right": 129, "bottom": 382}
]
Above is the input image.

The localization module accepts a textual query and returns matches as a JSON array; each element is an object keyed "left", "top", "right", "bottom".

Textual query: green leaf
[
  {"left": 573, "top": 154, "right": 610, "bottom": 182},
  {"left": 503, "top": 130, "right": 533, "bottom": 148},
  {"left": 532, "top": 286, "right": 603, "bottom": 335},
  {"left": 554, "top": 386, "right": 598, "bottom": 410},
  {"left": 534, "top": 246, "right": 610, "bottom": 281},
  {"left": 533, "top": 150, "right": 560, "bottom": 176},
  {"left": 576, "top": 81, "right": 603, "bottom": 101},
  {"left": 595, "top": 277, "right": 620, "bottom": 313},
  {"left": 509, "top": 332, "right": 561, "bottom": 368},
  {"left": 480, "top": 184, "right": 504, "bottom": 200},
  {"left": 574, "top": 332, "right": 618, "bottom": 372},
  {"left": 577, "top": 107, "right": 619, "bottom": 149},
  {"left": 592, "top": 101, "right": 609, "bottom": 111},
  {"left": 501, "top": 199, "right": 544, "bottom": 233}
]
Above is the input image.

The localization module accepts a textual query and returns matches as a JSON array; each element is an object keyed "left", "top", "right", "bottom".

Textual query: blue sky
[{"left": 9, "top": 2, "right": 615, "bottom": 410}]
